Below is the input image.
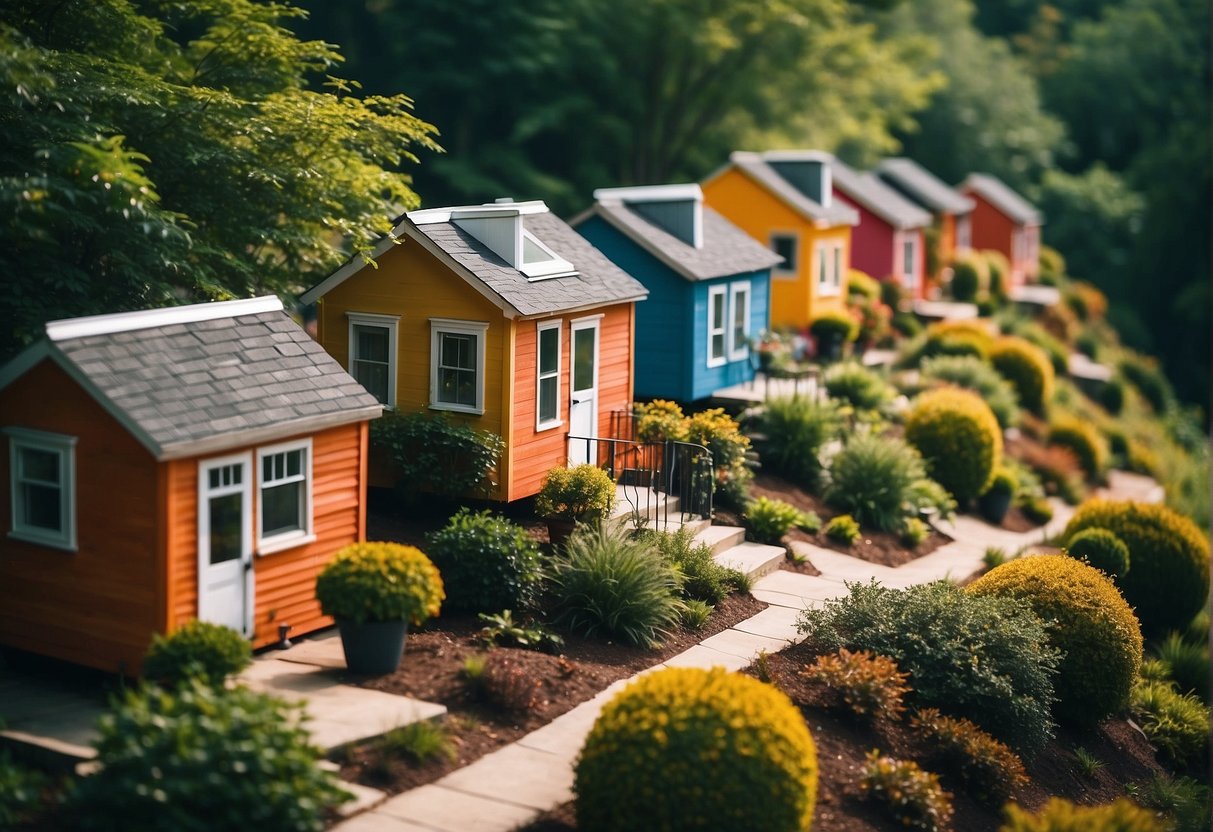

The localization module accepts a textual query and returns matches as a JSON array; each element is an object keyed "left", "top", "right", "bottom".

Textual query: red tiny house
[{"left": 960, "top": 173, "right": 1043, "bottom": 288}]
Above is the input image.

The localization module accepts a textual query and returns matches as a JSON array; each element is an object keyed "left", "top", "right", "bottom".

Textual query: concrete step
[
  {"left": 694, "top": 523, "right": 747, "bottom": 556},
  {"left": 714, "top": 541, "right": 787, "bottom": 581}
]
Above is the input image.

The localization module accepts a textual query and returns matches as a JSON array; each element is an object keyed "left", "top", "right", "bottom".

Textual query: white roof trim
[
  {"left": 760, "top": 149, "right": 835, "bottom": 164},
  {"left": 45, "top": 296, "right": 283, "bottom": 342},
  {"left": 592, "top": 184, "right": 703, "bottom": 204},
  {"left": 408, "top": 200, "right": 550, "bottom": 226}
]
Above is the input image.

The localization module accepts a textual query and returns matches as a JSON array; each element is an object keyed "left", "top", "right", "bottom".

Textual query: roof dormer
[
  {"left": 593, "top": 184, "right": 704, "bottom": 249},
  {"left": 764, "top": 151, "right": 834, "bottom": 209}
]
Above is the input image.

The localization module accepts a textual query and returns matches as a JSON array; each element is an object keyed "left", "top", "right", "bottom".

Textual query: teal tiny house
[{"left": 573, "top": 185, "right": 780, "bottom": 402}]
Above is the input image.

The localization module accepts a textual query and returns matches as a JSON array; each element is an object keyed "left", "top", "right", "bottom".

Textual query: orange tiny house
[
  {"left": 0, "top": 297, "right": 381, "bottom": 674},
  {"left": 300, "top": 200, "right": 647, "bottom": 503},
  {"left": 875, "top": 158, "right": 976, "bottom": 282},
  {"left": 959, "top": 173, "right": 1043, "bottom": 288}
]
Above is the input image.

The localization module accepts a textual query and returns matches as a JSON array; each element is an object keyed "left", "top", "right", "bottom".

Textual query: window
[
  {"left": 256, "top": 439, "right": 312, "bottom": 553},
  {"left": 770, "top": 233, "right": 798, "bottom": 277},
  {"left": 728, "top": 281, "right": 751, "bottom": 361},
  {"left": 347, "top": 312, "right": 399, "bottom": 407},
  {"left": 430, "top": 319, "right": 489, "bottom": 414},
  {"left": 956, "top": 215, "right": 971, "bottom": 252},
  {"left": 6, "top": 427, "right": 76, "bottom": 550},
  {"left": 707, "top": 285, "right": 727, "bottom": 367},
  {"left": 902, "top": 237, "right": 918, "bottom": 291},
  {"left": 536, "top": 320, "right": 562, "bottom": 430},
  {"left": 833, "top": 245, "right": 843, "bottom": 291},
  {"left": 817, "top": 242, "right": 844, "bottom": 296}
]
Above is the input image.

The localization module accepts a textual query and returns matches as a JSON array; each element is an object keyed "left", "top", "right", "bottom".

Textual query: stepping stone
[
  {"left": 439, "top": 744, "right": 574, "bottom": 811},
  {"left": 698, "top": 628, "right": 793, "bottom": 660},
  {"left": 371, "top": 784, "right": 538, "bottom": 832},
  {"left": 694, "top": 523, "right": 746, "bottom": 555},
  {"left": 714, "top": 541, "right": 786, "bottom": 580},
  {"left": 730, "top": 605, "right": 804, "bottom": 642}
]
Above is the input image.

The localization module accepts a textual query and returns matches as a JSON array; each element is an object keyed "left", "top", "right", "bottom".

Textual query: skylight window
[{"left": 519, "top": 229, "right": 576, "bottom": 280}]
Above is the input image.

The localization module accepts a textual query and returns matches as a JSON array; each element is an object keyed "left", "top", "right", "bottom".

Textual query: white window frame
[
  {"left": 902, "top": 235, "right": 918, "bottom": 292},
  {"left": 816, "top": 242, "right": 844, "bottom": 297},
  {"left": 728, "top": 281, "right": 751, "bottom": 362},
  {"left": 956, "top": 214, "right": 972, "bottom": 252},
  {"left": 346, "top": 312, "right": 399, "bottom": 408},
  {"left": 535, "top": 319, "right": 563, "bottom": 431},
  {"left": 429, "top": 318, "right": 489, "bottom": 415},
  {"left": 707, "top": 285, "right": 728, "bottom": 368},
  {"left": 5, "top": 427, "right": 76, "bottom": 551},
  {"left": 833, "top": 244, "right": 844, "bottom": 291},
  {"left": 255, "top": 438, "right": 314, "bottom": 555},
  {"left": 769, "top": 232, "right": 799, "bottom": 279}
]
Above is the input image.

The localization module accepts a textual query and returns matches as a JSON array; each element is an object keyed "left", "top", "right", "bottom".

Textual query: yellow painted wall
[
  {"left": 315, "top": 237, "right": 513, "bottom": 500},
  {"left": 703, "top": 166, "right": 850, "bottom": 329}
]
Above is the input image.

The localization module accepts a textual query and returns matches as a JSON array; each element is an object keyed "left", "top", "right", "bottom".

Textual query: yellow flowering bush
[
  {"left": 990, "top": 336, "right": 1054, "bottom": 415},
  {"left": 1000, "top": 798, "right": 1164, "bottom": 832},
  {"left": 905, "top": 388, "right": 1003, "bottom": 501},
  {"left": 575, "top": 667, "right": 817, "bottom": 831},
  {"left": 315, "top": 542, "right": 444, "bottom": 626}
]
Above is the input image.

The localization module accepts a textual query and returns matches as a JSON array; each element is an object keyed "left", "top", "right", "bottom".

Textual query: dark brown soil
[{"left": 517, "top": 639, "right": 1171, "bottom": 832}]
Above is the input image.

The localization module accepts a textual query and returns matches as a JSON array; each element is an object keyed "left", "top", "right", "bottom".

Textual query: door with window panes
[{"left": 198, "top": 453, "right": 253, "bottom": 635}]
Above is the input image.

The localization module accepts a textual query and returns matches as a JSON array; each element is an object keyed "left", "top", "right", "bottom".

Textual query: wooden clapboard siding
[
  {"left": 165, "top": 422, "right": 364, "bottom": 648},
  {"left": 0, "top": 359, "right": 160, "bottom": 674}
]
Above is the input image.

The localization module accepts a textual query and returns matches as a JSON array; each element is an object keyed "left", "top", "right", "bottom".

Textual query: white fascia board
[
  {"left": 761, "top": 149, "right": 835, "bottom": 164},
  {"left": 409, "top": 200, "right": 550, "bottom": 226},
  {"left": 45, "top": 296, "right": 284, "bottom": 342},
  {"left": 592, "top": 184, "right": 703, "bottom": 204}
]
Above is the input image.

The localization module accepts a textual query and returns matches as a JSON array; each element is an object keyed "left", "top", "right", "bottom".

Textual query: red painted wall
[
  {"left": 964, "top": 191, "right": 1040, "bottom": 287},
  {"left": 834, "top": 193, "right": 927, "bottom": 298}
]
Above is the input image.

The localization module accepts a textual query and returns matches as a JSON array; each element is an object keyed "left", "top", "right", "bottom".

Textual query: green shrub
[
  {"left": 635, "top": 399, "right": 690, "bottom": 442},
  {"left": 1130, "top": 679, "right": 1211, "bottom": 769},
  {"left": 1048, "top": 417, "right": 1109, "bottom": 479},
  {"left": 316, "top": 542, "right": 444, "bottom": 626},
  {"left": 893, "top": 311, "right": 923, "bottom": 338},
  {"left": 990, "top": 336, "right": 1054, "bottom": 415},
  {"left": 643, "top": 525, "right": 741, "bottom": 604},
  {"left": 798, "top": 580, "right": 1059, "bottom": 756},
  {"left": 575, "top": 667, "right": 818, "bottom": 832},
  {"left": 968, "top": 555, "right": 1143, "bottom": 725},
  {"left": 1101, "top": 377, "right": 1126, "bottom": 414},
  {"left": 824, "top": 434, "right": 927, "bottom": 532},
  {"left": 549, "top": 523, "right": 683, "bottom": 648},
  {"left": 824, "top": 514, "right": 860, "bottom": 545},
  {"left": 922, "top": 319, "right": 995, "bottom": 361},
  {"left": 848, "top": 269, "right": 881, "bottom": 300},
  {"left": 1127, "top": 774, "right": 1212, "bottom": 832},
  {"left": 949, "top": 253, "right": 985, "bottom": 302},
  {"left": 905, "top": 388, "right": 1003, "bottom": 501},
  {"left": 983, "top": 466, "right": 1018, "bottom": 497},
  {"left": 1021, "top": 496, "right": 1055, "bottom": 524},
  {"left": 1002, "top": 318, "right": 1069, "bottom": 376},
  {"left": 535, "top": 464, "right": 617, "bottom": 523},
  {"left": 744, "top": 496, "right": 803, "bottom": 545},
  {"left": 901, "top": 517, "right": 930, "bottom": 547},
  {"left": 824, "top": 362, "right": 893, "bottom": 411},
  {"left": 1000, "top": 798, "right": 1165, "bottom": 832},
  {"left": 370, "top": 410, "right": 505, "bottom": 500},
  {"left": 143, "top": 620, "right": 251, "bottom": 688},
  {"left": 1120, "top": 355, "right": 1173, "bottom": 413},
  {"left": 68, "top": 680, "right": 349, "bottom": 832},
  {"left": 686, "top": 408, "right": 753, "bottom": 506},
  {"left": 982, "top": 250, "right": 1010, "bottom": 299},
  {"left": 861, "top": 751, "right": 953, "bottom": 831},
  {"left": 425, "top": 509, "right": 543, "bottom": 615},
  {"left": 1038, "top": 245, "right": 1066, "bottom": 283},
  {"left": 681, "top": 599, "right": 714, "bottom": 630},
  {"left": 1154, "top": 632, "right": 1210, "bottom": 702},
  {"left": 803, "top": 648, "right": 910, "bottom": 722},
  {"left": 910, "top": 708, "right": 1027, "bottom": 805},
  {"left": 1063, "top": 499, "right": 1210, "bottom": 635},
  {"left": 1065, "top": 528, "right": 1130, "bottom": 578},
  {"left": 797, "top": 510, "right": 823, "bottom": 534},
  {"left": 0, "top": 750, "right": 44, "bottom": 830},
  {"left": 1075, "top": 330, "right": 1099, "bottom": 359},
  {"left": 477, "top": 610, "right": 564, "bottom": 653},
  {"left": 379, "top": 720, "right": 456, "bottom": 765},
  {"left": 754, "top": 396, "right": 841, "bottom": 489},
  {"left": 809, "top": 309, "right": 860, "bottom": 346},
  {"left": 920, "top": 354, "right": 1020, "bottom": 428}
]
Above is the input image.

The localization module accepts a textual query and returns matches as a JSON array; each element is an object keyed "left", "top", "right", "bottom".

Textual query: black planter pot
[
  {"left": 336, "top": 619, "right": 409, "bottom": 675},
  {"left": 978, "top": 490, "right": 1014, "bottom": 525},
  {"left": 546, "top": 518, "right": 577, "bottom": 549}
]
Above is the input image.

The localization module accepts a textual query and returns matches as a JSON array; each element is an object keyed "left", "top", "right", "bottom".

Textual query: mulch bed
[{"left": 517, "top": 640, "right": 1170, "bottom": 832}]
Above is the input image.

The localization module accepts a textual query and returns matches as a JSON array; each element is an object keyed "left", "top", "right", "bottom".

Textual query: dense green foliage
[
  {"left": 315, "top": 542, "right": 445, "bottom": 626},
  {"left": 798, "top": 580, "right": 1059, "bottom": 755},
  {"left": 744, "top": 496, "right": 806, "bottom": 546},
  {"left": 1048, "top": 417, "right": 1108, "bottom": 479},
  {"left": 1065, "top": 527, "right": 1130, "bottom": 578},
  {"left": 575, "top": 667, "right": 818, "bottom": 832},
  {"left": 68, "top": 680, "right": 349, "bottom": 831},
  {"left": 990, "top": 337, "right": 1054, "bottom": 415},
  {"left": 753, "top": 397, "right": 841, "bottom": 490},
  {"left": 1130, "top": 679, "right": 1211, "bottom": 770},
  {"left": 425, "top": 509, "right": 543, "bottom": 615},
  {"left": 910, "top": 708, "right": 1027, "bottom": 806},
  {"left": 143, "top": 620, "right": 252, "bottom": 688},
  {"left": 535, "top": 464, "right": 617, "bottom": 522},
  {"left": 0, "top": 750, "right": 44, "bottom": 829},
  {"left": 968, "top": 555, "right": 1142, "bottom": 725},
  {"left": 825, "top": 434, "right": 931, "bottom": 532},
  {"left": 371, "top": 411, "right": 506, "bottom": 501},
  {"left": 824, "top": 514, "right": 861, "bottom": 546},
  {"left": 1063, "top": 499, "right": 1210, "bottom": 635},
  {"left": 823, "top": 362, "right": 893, "bottom": 411},
  {"left": 920, "top": 355, "right": 1020, "bottom": 428},
  {"left": 905, "top": 388, "right": 1003, "bottom": 501},
  {"left": 642, "top": 525, "right": 744, "bottom": 604}
]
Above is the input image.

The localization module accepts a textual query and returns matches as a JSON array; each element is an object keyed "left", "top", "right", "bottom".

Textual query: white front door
[
  {"left": 568, "top": 319, "right": 599, "bottom": 465},
  {"left": 198, "top": 453, "right": 253, "bottom": 636}
]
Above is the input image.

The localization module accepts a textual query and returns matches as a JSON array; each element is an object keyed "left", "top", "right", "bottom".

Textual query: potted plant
[
  {"left": 535, "top": 464, "right": 617, "bottom": 546},
  {"left": 977, "top": 467, "right": 1018, "bottom": 525},
  {"left": 315, "top": 542, "right": 444, "bottom": 674},
  {"left": 808, "top": 311, "right": 860, "bottom": 364}
]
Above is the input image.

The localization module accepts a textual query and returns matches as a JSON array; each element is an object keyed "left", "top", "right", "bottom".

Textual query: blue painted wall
[{"left": 577, "top": 215, "right": 770, "bottom": 402}]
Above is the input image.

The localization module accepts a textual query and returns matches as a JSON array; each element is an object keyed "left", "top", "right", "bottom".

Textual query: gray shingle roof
[
  {"left": 40, "top": 300, "right": 380, "bottom": 459},
  {"left": 827, "top": 158, "right": 933, "bottom": 230},
  {"left": 961, "top": 173, "right": 1043, "bottom": 225},
  {"left": 728, "top": 152, "right": 859, "bottom": 226},
  {"left": 584, "top": 201, "right": 783, "bottom": 281},
  {"left": 410, "top": 210, "right": 647, "bottom": 317},
  {"left": 875, "top": 158, "right": 975, "bottom": 215}
]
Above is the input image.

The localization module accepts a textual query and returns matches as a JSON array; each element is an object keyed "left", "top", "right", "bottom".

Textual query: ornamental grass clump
[
  {"left": 802, "top": 648, "right": 910, "bottom": 723},
  {"left": 798, "top": 580, "right": 1059, "bottom": 756},
  {"left": 968, "top": 555, "right": 1142, "bottom": 726},
  {"left": 919, "top": 354, "right": 1020, "bottom": 428},
  {"left": 1063, "top": 499, "right": 1210, "bottom": 635},
  {"left": 1130, "top": 679, "right": 1211, "bottom": 769},
  {"left": 744, "top": 496, "right": 805, "bottom": 545},
  {"left": 905, "top": 387, "right": 1003, "bottom": 502},
  {"left": 824, "top": 434, "right": 932, "bottom": 532},
  {"left": 753, "top": 396, "right": 841, "bottom": 489},
  {"left": 861, "top": 751, "right": 953, "bottom": 832},
  {"left": 910, "top": 708, "right": 1027, "bottom": 806},
  {"left": 143, "top": 620, "right": 251, "bottom": 688},
  {"left": 823, "top": 362, "right": 893, "bottom": 411},
  {"left": 425, "top": 509, "right": 543, "bottom": 615},
  {"left": 315, "top": 542, "right": 444, "bottom": 626},
  {"left": 575, "top": 667, "right": 818, "bottom": 832},
  {"left": 642, "top": 525, "right": 742, "bottom": 604}
]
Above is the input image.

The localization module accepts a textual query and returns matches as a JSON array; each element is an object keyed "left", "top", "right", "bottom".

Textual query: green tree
[{"left": 0, "top": 0, "right": 437, "bottom": 357}]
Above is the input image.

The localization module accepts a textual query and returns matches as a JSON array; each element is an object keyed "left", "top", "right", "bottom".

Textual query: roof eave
[{"left": 156, "top": 405, "right": 384, "bottom": 461}]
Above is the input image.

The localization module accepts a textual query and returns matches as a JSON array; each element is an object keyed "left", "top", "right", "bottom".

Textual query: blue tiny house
[{"left": 573, "top": 184, "right": 780, "bottom": 402}]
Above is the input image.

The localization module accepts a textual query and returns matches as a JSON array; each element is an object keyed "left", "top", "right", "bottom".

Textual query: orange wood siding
[
  {"left": 0, "top": 359, "right": 160, "bottom": 674},
  {"left": 508, "top": 303, "right": 635, "bottom": 500},
  {"left": 937, "top": 213, "right": 956, "bottom": 278},
  {"left": 165, "top": 422, "right": 366, "bottom": 648}
]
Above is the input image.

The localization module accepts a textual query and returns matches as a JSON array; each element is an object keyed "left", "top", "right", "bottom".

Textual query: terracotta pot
[{"left": 336, "top": 619, "right": 408, "bottom": 675}]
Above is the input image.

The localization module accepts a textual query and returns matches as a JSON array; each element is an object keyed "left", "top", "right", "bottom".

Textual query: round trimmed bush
[
  {"left": 968, "top": 555, "right": 1142, "bottom": 725},
  {"left": 68, "top": 680, "right": 349, "bottom": 831},
  {"left": 990, "top": 336, "right": 1054, "bottom": 415},
  {"left": 143, "top": 620, "right": 251, "bottom": 688},
  {"left": 923, "top": 320, "right": 994, "bottom": 361},
  {"left": 1000, "top": 797, "right": 1165, "bottom": 832},
  {"left": 1047, "top": 417, "right": 1108, "bottom": 479},
  {"left": 315, "top": 542, "right": 444, "bottom": 626},
  {"left": 425, "top": 509, "right": 543, "bottom": 615},
  {"left": 575, "top": 667, "right": 817, "bottom": 831},
  {"left": 905, "top": 388, "right": 1003, "bottom": 501},
  {"left": 1100, "top": 377, "right": 1126, "bottom": 414},
  {"left": 1065, "top": 528, "right": 1130, "bottom": 578},
  {"left": 949, "top": 253, "right": 986, "bottom": 302},
  {"left": 1063, "top": 499, "right": 1210, "bottom": 635},
  {"left": 920, "top": 354, "right": 1020, "bottom": 428},
  {"left": 823, "top": 362, "right": 893, "bottom": 411}
]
